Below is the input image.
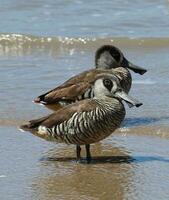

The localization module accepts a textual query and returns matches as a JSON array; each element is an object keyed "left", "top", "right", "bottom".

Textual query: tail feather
[
  {"left": 34, "top": 97, "right": 41, "bottom": 103},
  {"left": 20, "top": 123, "right": 35, "bottom": 131},
  {"left": 20, "top": 115, "right": 50, "bottom": 132},
  {"left": 33, "top": 89, "right": 53, "bottom": 104},
  {"left": 19, "top": 115, "right": 56, "bottom": 141},
  {"left": 34, "top": 95, "right": 46, "bottom": 103}
]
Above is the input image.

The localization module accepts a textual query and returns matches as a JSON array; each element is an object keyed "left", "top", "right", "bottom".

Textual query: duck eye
[
  {"left": 103, "top": 79, "right": 113, "bottom": 91},
  {"left": 110, "top": 48, "right": 121, "bottom": 62}
]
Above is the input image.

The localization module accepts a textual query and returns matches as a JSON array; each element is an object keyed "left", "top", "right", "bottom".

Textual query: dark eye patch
[{"left": 103, "top": 79, "right": 113, "bottom": 91}]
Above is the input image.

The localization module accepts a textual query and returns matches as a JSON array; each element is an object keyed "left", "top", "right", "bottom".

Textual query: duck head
[
  {"left": 95, "top": 45, "right": 147, "bottom": 75},
  {"left": 94, "top": 74, "right": 143, "bottom": 107}
]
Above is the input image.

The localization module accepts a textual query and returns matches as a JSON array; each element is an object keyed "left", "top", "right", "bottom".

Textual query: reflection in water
[
  {"left": 40, "top": 155, "right": 134, "bottom": 164},
  {"left": 31, "top": 144, "right": 134, "bottom": 200}
]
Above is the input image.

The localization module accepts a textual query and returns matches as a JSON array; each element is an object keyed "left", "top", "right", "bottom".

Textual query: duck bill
[
  {"left": 121, "top": 57, "right": 147, "bottom": 75},
  {"left": 115, "top": 90, "right": 143, "bottom": 108}
]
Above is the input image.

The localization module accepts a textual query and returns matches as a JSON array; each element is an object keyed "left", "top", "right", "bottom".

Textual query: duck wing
[
  {"left": 20, "top": 99, "right": 98, "bottom": 131},
  {"left": 34, "top": 69, "right": 106, "bottom": 105}
]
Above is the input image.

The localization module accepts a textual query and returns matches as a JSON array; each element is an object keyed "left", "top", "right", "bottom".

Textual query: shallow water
[
  {"left": 1, "top": 0, "right": 169, "bottom": 37},
  {"left": 1, "top": 127, "right": 169, "bottom": 200},
  {"left": 1, "top": 1, "right": 169, "bottom": 200}
]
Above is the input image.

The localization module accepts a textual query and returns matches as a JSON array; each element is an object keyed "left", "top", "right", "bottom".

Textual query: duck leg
[
  {"left": 85, "top": 144, "right": 91, "bottom": 163},
  {"left": 76, "top": 145, "right": 81, "bottom": 162}
]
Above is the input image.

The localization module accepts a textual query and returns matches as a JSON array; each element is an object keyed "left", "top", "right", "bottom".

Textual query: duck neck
[{"left": 95, "top": 96, "right": 121, "bottom": 105}]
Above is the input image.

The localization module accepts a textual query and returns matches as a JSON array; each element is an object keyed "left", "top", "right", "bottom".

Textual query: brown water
[{"left": 1, "top": 1, "right": 169, "bottom": 199}]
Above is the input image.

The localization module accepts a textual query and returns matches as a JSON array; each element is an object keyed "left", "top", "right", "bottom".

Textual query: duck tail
[
  {"left": 19, "top": 116, "right": 49, "bottom": 132},
  {"left": 19, "top": 122, "right": 38, "bottom": 133},
  {"left": 33, "top": 94, "right": 46, "bottom": 104},
  {"left": 33, "top": 88, "right": 54, "bottom": 104}
]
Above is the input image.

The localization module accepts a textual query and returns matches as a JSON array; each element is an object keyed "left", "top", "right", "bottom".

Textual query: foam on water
[
  {"left": 1, "top": 34, "right": 169, "bottom": 47},
  {"left": 1, "top": 33, "right": 169, "bottom": 57}
]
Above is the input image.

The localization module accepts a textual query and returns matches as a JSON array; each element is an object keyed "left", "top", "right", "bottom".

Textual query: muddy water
[{"left": 1, "top": 0, "right": 169, "bottom": 199}]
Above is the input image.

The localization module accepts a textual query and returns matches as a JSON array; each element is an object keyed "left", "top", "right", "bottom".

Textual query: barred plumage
[
  {"left": 20, "top": 75, "right": 142, "bottom": 163},
  {"left": 77, "top": 87, "right": 94, "bottom": 101},
  {"left": 41, "top": 98, "right": 125, "bottom": 145}
]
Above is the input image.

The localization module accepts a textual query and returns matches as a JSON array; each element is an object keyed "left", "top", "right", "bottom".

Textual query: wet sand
[{"left": 1, "top": 126, "right": 169, "bottom": 200}]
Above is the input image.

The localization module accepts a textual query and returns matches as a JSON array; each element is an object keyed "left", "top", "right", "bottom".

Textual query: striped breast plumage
[{"left": 42, "top": 98, "right": 125, "bottom": 145}]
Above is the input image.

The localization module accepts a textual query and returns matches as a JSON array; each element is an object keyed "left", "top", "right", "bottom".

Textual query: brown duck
[
  {"left": 34, "top": 45, "right": 147, "bottom": 111},
  {"left": 21, "top": 74, "right": 142, "bottom": 163}
]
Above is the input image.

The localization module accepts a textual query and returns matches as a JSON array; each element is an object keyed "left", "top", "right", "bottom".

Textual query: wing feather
[
  {"left": 34, "top": 69, "right": 107, "bottom": 104},
  {"left": 21, "top": 99, "right": 98, "bottom": 130}
]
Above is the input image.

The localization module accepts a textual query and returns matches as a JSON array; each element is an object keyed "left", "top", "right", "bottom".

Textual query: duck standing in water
[
  {"left": 20, "top": 75, "right": 142, "bottom": 163},
  {"left": 34, "top": 45, "right": 147, "bottom": 111}
]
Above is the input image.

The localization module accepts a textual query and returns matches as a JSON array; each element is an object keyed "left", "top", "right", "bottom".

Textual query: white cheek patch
[{"left": 94, "top": 79, "right": 109, "bottom": 97}]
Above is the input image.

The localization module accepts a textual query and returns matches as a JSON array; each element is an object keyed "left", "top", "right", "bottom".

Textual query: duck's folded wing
[
  {"left": 34, "top": 69, "right": 104, "bottom": 104},
  {"left": 34, "top": 69, "right": 92, "bottom": 103},
  {"left": 34, "top": 82, "right": 91, "bottom": 104},
  {"left": 20, "top": 99, "right": 98, "bottom": 131}
]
